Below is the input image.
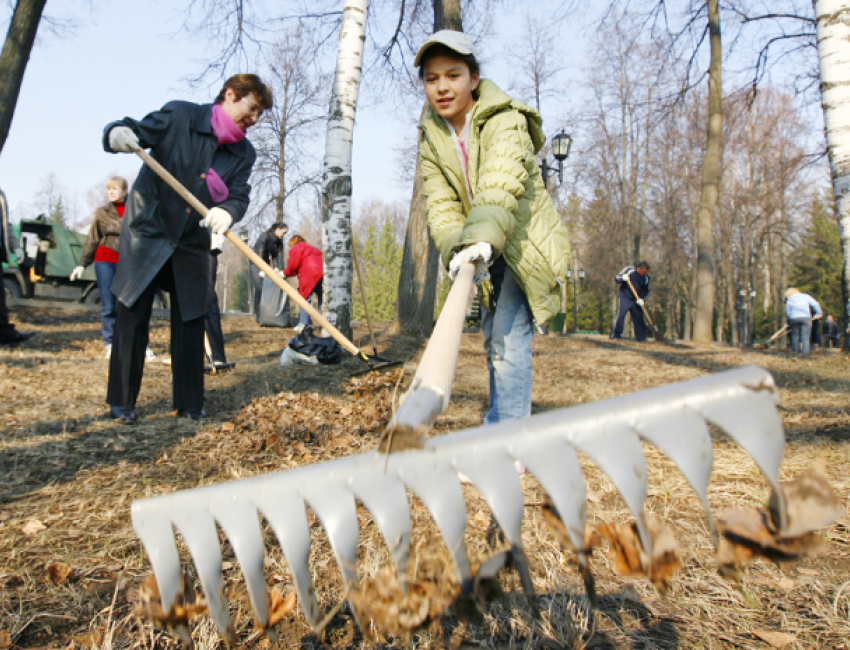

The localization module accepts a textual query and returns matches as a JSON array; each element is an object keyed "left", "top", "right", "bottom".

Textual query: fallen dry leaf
[
  {"left": 21, "top": 519, "right": 46, "bottom": 535},
  {"left": 0, "top": 630, "right": 11, "bottom": 649},
  {"left": 770, "top": 459, "right": 843, "bottom": 539},
  {"left": 46, "top": 562, "right": 75, "bottom": 584},
  {"left": 796, "top": 567, "right": 820, "bottom": 576},
  {"left": 751, "top": 629, "right": 796, "bottom": 648},
  {"left": 595, "top": 518, "right": 682, "bottom": 594},
  {"left": 135, "top": 573, "right": 213, "bottom": 645},
  {"left": 70, "top": 630, "right": 103, "bottom": 649},
  {"left": 264, "top": 590, "right": 296, "bottom": 629}
]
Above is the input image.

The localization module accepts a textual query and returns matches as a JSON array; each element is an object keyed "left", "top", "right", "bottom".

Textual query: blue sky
[{"left": 0, "top": 2, "right": 583, "bottom": 230}]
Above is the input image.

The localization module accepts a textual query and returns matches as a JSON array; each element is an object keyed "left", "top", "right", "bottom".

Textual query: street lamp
[
  {"left": 540, "top": 130, "right": 572, "bottom": 190},
  {"left": 565, "top": 268, "right": 585, "bottom": 333}
]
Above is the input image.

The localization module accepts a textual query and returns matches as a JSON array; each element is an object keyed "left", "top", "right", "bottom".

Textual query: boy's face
[{"left": 423, "top": 54, "right": 479, "bottom": 128}]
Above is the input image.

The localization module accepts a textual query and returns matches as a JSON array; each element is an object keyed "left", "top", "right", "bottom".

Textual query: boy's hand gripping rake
[
  {"left": 132, "top": 365, "right": 796, "bottom": 639},
  {"left": 133, "top": 148, "right": 398, "bottom": 373}
]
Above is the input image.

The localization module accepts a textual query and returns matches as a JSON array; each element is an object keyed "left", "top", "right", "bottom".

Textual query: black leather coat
[{"left": 103, "top": 101, "right": 255, "bottom": 321}]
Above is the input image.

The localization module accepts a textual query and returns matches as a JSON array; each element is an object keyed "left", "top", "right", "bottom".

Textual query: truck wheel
[
  {"left": 84, "top": 288, "right": 101, "bottom": 305},
  {"left": 4, "top": 279, "right": 22, "bottom": 300}
]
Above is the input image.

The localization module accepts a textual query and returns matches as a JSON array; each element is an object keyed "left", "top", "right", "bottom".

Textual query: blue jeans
[
  {"left": 94, "top": 261, "right": 118, "bottom": 345},
  {"left": 482, "top": 262, "right": 534, "bottom": 424},
  {"left": 298, "top": 278, "right": 324, "bottom": 327},
  {"left": 789, "top": 317, "right": 812, "bottom": 354}
]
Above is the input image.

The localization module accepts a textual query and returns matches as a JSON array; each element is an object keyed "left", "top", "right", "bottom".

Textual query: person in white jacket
[{"left": 785, "top": 287, "right": 822, "bottom": 354}]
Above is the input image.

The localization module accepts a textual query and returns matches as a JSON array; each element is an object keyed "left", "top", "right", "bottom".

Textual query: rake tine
[
  {"left": 518, "top": 440, "right": 588, "bottom": 551},
  {"left": 634, "top": 408, "right": 717, "bottom": 545},
  {"left": 395, "top": 460, "right": 473, "bottom": 585},
  {"left": 349, "top": 473, "right": 413, "bottom": 583},
  {"left": 252, "top": 490, "right": 320, "bottom": 627},
  {"left": 131, "top": 502, "right": 183, "bottom": 616}
]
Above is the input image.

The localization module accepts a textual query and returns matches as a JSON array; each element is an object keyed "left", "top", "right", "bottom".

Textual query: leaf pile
[
  {"left": 220, "top": 369, "right": 405, "bottom": 457},
  {"left": 135, "top": 573, "right": 212, "bottom": 645}
]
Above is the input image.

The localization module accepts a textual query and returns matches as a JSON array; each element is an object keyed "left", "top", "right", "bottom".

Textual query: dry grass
[{"left": 1, "top": 308, "right": 848, "bottom": 650}]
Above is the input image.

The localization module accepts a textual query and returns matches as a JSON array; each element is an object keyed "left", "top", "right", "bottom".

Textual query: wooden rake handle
[{"left": 133, "top": 148, "right": 361, "bottom": 358}]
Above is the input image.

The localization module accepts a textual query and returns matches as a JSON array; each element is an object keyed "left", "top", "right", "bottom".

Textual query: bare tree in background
[{"left": 249, "top": 26, "right": 329, "bottom": 227}]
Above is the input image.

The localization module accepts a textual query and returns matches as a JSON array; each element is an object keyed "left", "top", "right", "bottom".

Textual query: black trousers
[
  {"left": 204, "top": 253, "right": 226, "bottom": 363},
  {"left": 107, "top": 259, "right": 204, "bottom": 411},
  {"left": 613, "top": 297, "right": 647, "bottom": 341}
]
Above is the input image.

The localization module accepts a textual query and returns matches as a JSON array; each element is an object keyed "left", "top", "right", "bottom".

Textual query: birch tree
[
  {"left": 812, "top": 0, "right": 850, "bottom": 349},
  {"left": 321, "top": 0, "right": 369, "bottom": 340}
]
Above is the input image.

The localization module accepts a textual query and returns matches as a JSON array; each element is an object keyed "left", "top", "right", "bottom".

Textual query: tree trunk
[
  {"left": 321, "top": 0, "right": 369, "bottom": 340},
  {"left": 0, "top": 0, "right": 47, "bottom": 156},
  {"left": 813, "top": 0, "right": 850, "bottom": 351},
  {"left": 394, "top": 1, "right": 463, "bottom": 336},
  {"left": 692, "top": 0, "right": 722, "bottom": 342}
]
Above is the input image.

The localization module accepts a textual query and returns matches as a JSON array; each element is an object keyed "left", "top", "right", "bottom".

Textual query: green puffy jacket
[{"left": 419, "top": 79, "right": 571, "bottom": 324}]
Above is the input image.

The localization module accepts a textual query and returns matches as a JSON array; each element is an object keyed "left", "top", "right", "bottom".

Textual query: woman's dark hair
[
  {"left": 288, "top": 235, "right": 305, "bottom": 247},
  {"left": 215, "top": 73, "right": 274, "bottom": 110},
  {"left": 267, "top": 222, "right": 287, "bottom": 234},
  {"left": 417, "top": 44, "right": 480, "bottom": 80}
]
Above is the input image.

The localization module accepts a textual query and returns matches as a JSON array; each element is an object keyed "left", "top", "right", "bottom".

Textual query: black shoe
[
  {"left": 177, "top": 408, "right": 207, "bottom": 421},
  {"left": 0, "top": 330, "right": 35, "bottom": 346},
  {"left": 109, "top": 406, "right": 137, "bottom": 424}
]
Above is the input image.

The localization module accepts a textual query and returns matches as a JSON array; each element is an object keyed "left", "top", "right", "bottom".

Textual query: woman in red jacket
[{"left": 283, "top": 235, "right": 324, "bottom": 333}]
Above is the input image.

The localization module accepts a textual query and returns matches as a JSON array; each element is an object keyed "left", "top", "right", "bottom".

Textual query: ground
[{"left": 0, "top": 308, "right": 848, "bottom": 650}]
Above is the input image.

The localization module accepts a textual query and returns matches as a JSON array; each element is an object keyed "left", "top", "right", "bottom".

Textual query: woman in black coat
[
  {"left": 103, "top": 73, "right": 273, "bottom": 423},
  {"left": 250, "top": 222, "right": 287, "bottom": 319}
]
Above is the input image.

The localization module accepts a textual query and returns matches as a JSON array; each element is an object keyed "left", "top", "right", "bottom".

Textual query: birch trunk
[
  {"left": 321, "top": 0, "right": 369, "bottom": 340},
  {"left": 813, "top": 0, "right": 850, "bottom": 350},
  {"left": 0, "top": 0, "right": 47, "bottom": 155},
  {"left": 692, "top": 0, "right": 722, "bottom": 342}
]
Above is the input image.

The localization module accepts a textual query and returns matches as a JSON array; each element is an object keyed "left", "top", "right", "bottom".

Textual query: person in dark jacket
[
  {"left": 611, "top": 261, "right": 651, "bottom": 342},
  {"left": 283, "top": 235, "right": 324, "bottom": 333},
  {"left": 250, "top": 222, "right": 287, "bottom": 319},
  {"left": 103, "top": 73, "right": 273, "bottom": 423},
  {"left": 0, "top": 188, "right": 35, "bottom": 346},
  {"left": 823, "top": 314, "right": 841, "bottom": 349}
]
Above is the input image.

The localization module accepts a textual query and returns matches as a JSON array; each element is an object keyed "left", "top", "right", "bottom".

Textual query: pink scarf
[{"left": 206, "top": 104, "right": 247, "bottom": 202}]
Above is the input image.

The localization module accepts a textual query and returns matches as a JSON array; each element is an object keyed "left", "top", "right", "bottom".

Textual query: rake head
[{"left": 132, "top": 366, "right": 812, "bottom": 640}]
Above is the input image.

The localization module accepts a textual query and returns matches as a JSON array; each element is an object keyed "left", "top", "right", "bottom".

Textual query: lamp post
[
  {"left": 565, "top": 268, "right": 585, "bottom": 333},
  {"left": 540, "top": 130, "right": 572, "bottom": 190}
]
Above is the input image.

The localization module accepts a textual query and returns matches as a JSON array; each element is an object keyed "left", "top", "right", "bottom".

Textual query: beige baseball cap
[{"left": 414, "top": 30, "right": 477, "bottom": 67}]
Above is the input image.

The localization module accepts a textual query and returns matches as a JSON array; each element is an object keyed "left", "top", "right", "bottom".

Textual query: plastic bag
[
  {"left": 258, "top": 275, "right": 291, "bottom": 327},
  {"left": 288, "top": 329, "right": 343, "bottom": 365},
  {"left": 280, "top": 346, "right": 319, "bottom": 367}
]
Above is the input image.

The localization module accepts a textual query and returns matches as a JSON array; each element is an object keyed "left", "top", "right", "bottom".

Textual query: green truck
[{"left": 2, "top": 215, "right": 103, "bottom": 304}]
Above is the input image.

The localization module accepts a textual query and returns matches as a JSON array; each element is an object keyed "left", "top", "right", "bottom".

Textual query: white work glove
[
  {"left": 275, "top": 268, "right": 284, "bottom": 276},
  {"left": 636, "top": 298, "right": 645, "bottom": 306},
  {"left": 449, "top": 242, "right": 492, "bottom": 283},
  {"left": 210, "top": 232, "right": 225, "bottom": 251},
  {"left": 13, "top": 248, "right": 24, "bottom": 261},
  {"left": 108, "top": 126, "right": 140, "bottom": 152},
  {"left": 199, "top": 207, "right": 232, "bottom": 235},
  {"left": 70, "top": 266, "right": 85, "bottom": 281},
  {"left": 259, "top": 270, "right": 266, "bottom": 278}
]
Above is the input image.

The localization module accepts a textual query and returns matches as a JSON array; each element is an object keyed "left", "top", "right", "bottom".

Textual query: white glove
[
  {"left": 70, "top": 266, "right": 85, "bottom": 281},
  {"left": 199, "top": 207, "right": 232, "bottom": 235},
  {"left": 259, "top": 270, "right": 266, "bottom": 278},
  {"left": 449, "top": 242, "right": 493, "bottom": 283},
  {"left": 210, "top": 233, "right": 225, "bottom": 251},
  {"left": 275, "top": 269, "right": 284, "bottom": 276},
  {"left": 637, "top": 298, "right": 645, "bottom": 306},
  {"left": 14, "top": 248, "right": 24, "bottom": 261},
  {"left": 108, "top": 126, "right": 140, "bottom": 152}
]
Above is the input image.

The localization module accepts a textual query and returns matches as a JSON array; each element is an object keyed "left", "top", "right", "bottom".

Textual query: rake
[{"left": 132, "top": 364, "right": 797, "bottom": 640}]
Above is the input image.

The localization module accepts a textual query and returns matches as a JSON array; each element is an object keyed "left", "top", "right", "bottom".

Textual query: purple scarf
[{"left": 206, "top": 104, "right": 246, "bottom": 202}]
